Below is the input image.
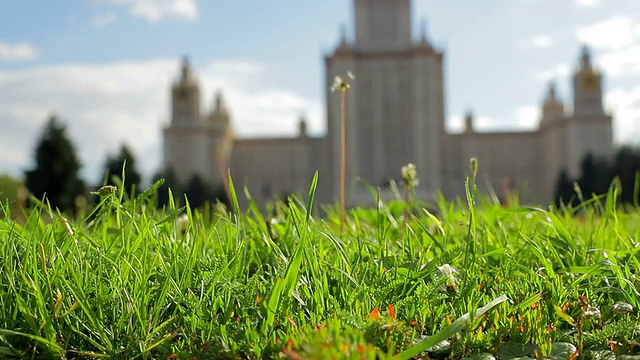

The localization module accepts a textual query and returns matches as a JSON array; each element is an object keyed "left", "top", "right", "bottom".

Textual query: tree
[
  {"left": 184, "top": 174, "right": 212, "bottom": 209},
  {"left": 103, "top": 144, "right": 142, "bottom": 195},
  {"left": 25, "top": 116, "right": 85, "bottom": 211},
  {"left": 554, "top": 169, "right": 575, "bottom": 207},
  {"left": 578, "top": 153, "right": 611, "bottom": 199},
  {"left": 611, "top": 146, "right": 640, "bottom": 204}
]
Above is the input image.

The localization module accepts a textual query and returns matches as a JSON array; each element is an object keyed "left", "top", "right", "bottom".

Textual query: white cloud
[
  {"left": 576, "top": 16, "right": 636, "bottom": 50},
  {"left": 198, "top": 61, "right": 323, "bottom": 138},
  {"left": 532, "top": 36, "right": 553, "bottom": 48},
  {"left": 446, "top": 114, "right": 464, "bottom": 133},
  {"left": 606, "top": 87, "right": 640, "bottom": 144},
  {"left": 99, "top": 0, "right": 197, "bottom": 22},
  {"left": 514, "top": 105, "right": 540, "bottom": 128},
  {"left": 573, "top": 16, "right": 640, "bottom": 78},
  {"left": 599, "top": 45, "right": 640, "bottom": 77},
  {"left": 0, "top": 41, "right": 38, "bottom": 61},
  {"left": 0, "top": 59, "right": 322, "bottom": 183},
  {"left": 93, "top": 12, "right": 116, "bottom": 27},
  {"left": 518, "top": 35, "right": 553, "bottom": 50},
  {"left": 574, "top": 0, "right": 601, "bottom": 8},
  {"left": 533, "top": 63, "right": 570, "bottom": 83},
  {"left": 470, "top": 115, "right": 501, "bottom": 131}
]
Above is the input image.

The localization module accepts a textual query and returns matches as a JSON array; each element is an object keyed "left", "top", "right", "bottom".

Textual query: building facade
[{"left": 163, "top": 0, "right": 613, "bottom": 207}]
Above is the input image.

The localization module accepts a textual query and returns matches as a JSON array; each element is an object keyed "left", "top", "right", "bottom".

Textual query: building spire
[
  {"left": 541, "top": 81, "right": 564, "bottom": 124},
  {"left": 298, "top": 114, "right": 308, "bottom": 137},
  {"left": 340, "top": 23, "right": 347, "bottom": 45},
  {"left": 420, "top": 18, "right": 428, "bottom": 43},
  {"left": 580, "top": 45, "right": 592, "bottom": 70},
  {"left": 464, "top": 109, "right": 475, "bottom": 133},
  {"left": 546, "top": 81, "right": 558, "bottom": 102},
  {"left": 180, "top": 55, "right": 192, "bottom": 82},
  {"left": 210, "top": 89, "right": 230, "bottom": 123},
  {"left": 214, "top": 90, "right": 226, "bottom": 113}
]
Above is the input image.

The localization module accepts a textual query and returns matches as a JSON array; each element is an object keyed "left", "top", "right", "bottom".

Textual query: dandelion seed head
[
  {"left": 435, "top": 264, "right": 459, "bottom": 293},
  {"left": 330, "top": 72, "right": 355, "bottom": 92},
  {"left": 401, "top": 163, "right": 419, "bottom": 188}
]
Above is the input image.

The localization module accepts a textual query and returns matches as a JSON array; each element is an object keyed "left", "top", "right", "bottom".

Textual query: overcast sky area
[{"left": 1, "top": 0, "right": 640, "bottom": 184}]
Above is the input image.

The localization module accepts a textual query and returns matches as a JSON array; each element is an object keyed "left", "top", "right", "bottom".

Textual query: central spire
[{"left": 354, "top": 0, "right": 412, "bottom": 51}]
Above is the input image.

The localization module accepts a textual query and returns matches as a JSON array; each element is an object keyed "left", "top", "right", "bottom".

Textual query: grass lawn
[{"left": 1, "top": 174, "right": 640, "bottom": 359}]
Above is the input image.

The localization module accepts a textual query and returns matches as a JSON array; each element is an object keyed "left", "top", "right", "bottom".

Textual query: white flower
[
  {"left": 611, "top": 301, "right": 633, "bottom": 314},
  {"left": 176, "top": 214, "right": 189, "bottom": 233},
  {"left": 583, "top": 305, "right": 601, "bottom": 320}
]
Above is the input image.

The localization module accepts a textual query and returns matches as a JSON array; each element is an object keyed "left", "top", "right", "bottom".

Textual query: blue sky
[{"left": 1, "top": 0, "right": 640, "bottom": 183}]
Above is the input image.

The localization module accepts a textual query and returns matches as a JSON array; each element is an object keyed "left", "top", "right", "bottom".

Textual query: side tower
[
  {"left": 539, "top": 82, "right": 569, "bottom": 201},
  {"left": 206, "top": 91, "right": 234, "bottom": 187},
  {"left": 163, "top": 58, "right": 233, "bottom": 186},
  {"left": 324, "top": 0, "right": 445, "bottom": 204},
  {"left": 171, "top": 57, "right": 200, "bottom": 126}
]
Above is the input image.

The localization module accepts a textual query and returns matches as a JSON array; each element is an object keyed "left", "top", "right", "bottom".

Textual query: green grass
[{"left": 2, "top": 174, "right": 640, "bottom": 359}]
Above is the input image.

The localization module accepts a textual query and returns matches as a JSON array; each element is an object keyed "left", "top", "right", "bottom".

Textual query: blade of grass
[{"left": 397, "top": 294, "right": 509, "bottom": 360}]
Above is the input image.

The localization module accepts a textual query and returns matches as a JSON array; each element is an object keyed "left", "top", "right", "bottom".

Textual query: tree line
[
  {"left": 555, "top": 147, "right": 640, "bottom": 207},
  {"left": 20, "top": 115, "right": 226, "bottom": 214},
  {"left": 10, "top": 115, "right": 640, "bottom": 214}
]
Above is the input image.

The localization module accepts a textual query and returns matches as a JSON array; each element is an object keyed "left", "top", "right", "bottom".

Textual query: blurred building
[{"left": 163, "top": 0, "right": 613, "bottom": 206}]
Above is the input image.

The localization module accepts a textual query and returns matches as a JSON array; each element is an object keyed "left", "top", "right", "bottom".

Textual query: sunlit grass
[{"left": 1, "top": 174, "right": 640, "bottom": 359}]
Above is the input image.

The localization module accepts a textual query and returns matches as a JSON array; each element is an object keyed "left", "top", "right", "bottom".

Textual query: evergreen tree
[
  {"left": 184, "top": 174, "right": 212, "bottom": 209},
  {"left": 611, "top": 146, "right": 640, "bottom": 204},
  {"left": 25, "top": 116, "right": 85, "bottom": 211},
  {"left": 578, "top": 153, "right": 611, "bottom": 199},
  {"left": 103, "top": 144, "right": 142, "bottom": 195},
  {"left": 554, "top": 169, "right": 575, "bottom": 206}
]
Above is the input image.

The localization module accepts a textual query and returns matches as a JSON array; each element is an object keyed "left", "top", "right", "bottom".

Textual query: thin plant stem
[
  {"left": 402, "top": 185, "right": 410, "bottom": 239},
  {"left": 340, "top": 90, "right": 346, "bottom": 233},
  {"left": 218, "top": 154, "right": 231, "bottom": 209}
]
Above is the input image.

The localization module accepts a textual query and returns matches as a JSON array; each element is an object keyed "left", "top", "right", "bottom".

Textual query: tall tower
[
  {"left": 355, "top": 0, "right": 412, "bottom": 51},
  {"left": 573, "top": 46, "right": 604, "bottom": 117},
  {"left": 563, "top": 46, "right": 613, "bottom": 179},
  {"left": 324, "top": 0, "right": 445, "bottom": 204}
]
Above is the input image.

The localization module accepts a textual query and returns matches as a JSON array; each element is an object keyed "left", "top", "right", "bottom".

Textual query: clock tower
[
  {"left": 559, "top": 46, "right": 614, "bottom": 180},
  {"left": 573, "top": 46, "right": 604, "bottom": 117}
]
